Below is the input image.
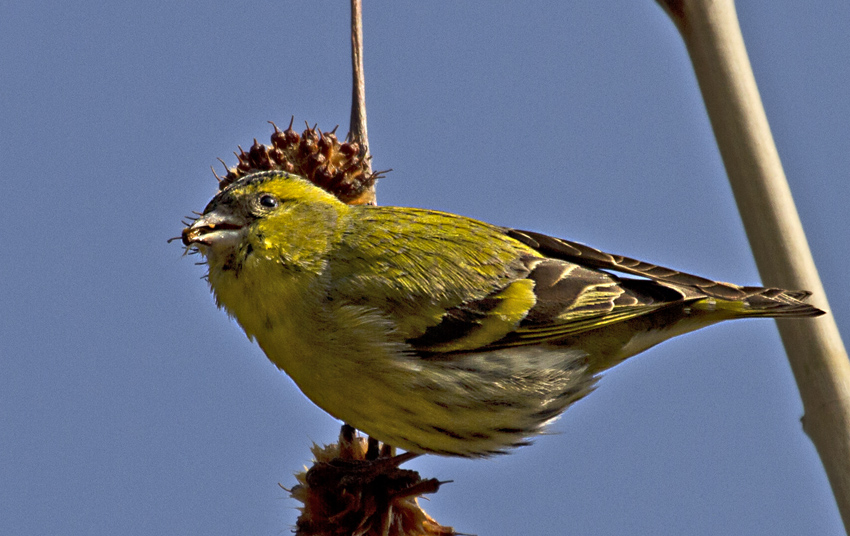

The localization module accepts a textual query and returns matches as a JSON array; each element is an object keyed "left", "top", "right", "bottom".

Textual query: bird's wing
[
  {"left": 406, "top": 253, "right": 683, "bottom": 354},
  {"left": 331, "top": 208, "right": 821, "bottom": 357},
  {"left": 407, "top": 228, "right": 823, "bottom": 356},
  {"left": 506, "top": 229, "right": 818, "bottom": 307}
]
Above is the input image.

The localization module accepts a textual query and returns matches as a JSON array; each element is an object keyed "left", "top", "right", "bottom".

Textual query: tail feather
[{"left": 707, "top": 287, "right": 824, "bottom": 318}]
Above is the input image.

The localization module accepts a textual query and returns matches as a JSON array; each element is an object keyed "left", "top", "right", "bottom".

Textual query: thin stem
[
  {"left": 349, "top": 0, "right": 375, "bottom": 204},
  {"left": 350, "top": 0, "right": 369, "bottom": 157}
]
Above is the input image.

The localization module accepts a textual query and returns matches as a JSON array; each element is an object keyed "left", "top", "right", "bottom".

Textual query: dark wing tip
[{"left": 508, "top": 228, "right": 828, "bottom": 318}]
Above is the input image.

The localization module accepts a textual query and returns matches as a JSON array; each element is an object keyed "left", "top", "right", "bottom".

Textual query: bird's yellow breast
[{"left": 209, "top": 250, "right": 423, "bottom": 428}]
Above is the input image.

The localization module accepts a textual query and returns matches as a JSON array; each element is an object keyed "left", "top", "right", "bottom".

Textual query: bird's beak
[{"left": 182, "top": 209, "right": 247, "bottom": 248}]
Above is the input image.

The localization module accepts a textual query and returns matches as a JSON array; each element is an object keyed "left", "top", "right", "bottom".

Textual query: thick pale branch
[{"left": 656, "top": 0, "right": 850, "bottom": 531}]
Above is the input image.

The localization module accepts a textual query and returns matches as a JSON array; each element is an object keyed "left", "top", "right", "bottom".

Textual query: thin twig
[
  {"left": 350, "top": 0, "right": 369, "bottom": 155},
  {"left": 656, "top": 0, "right": 850, "bottom": 531},
  {"left": 349, "top": 0, "right": 375, "bottom": 204}
]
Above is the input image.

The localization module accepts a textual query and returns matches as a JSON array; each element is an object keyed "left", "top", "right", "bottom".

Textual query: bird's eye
[{"left": 259, "top": 195, "right": 279, "bottom": 209}]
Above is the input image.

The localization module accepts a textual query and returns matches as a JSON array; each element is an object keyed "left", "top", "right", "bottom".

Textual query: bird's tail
[{"left": 693, "top": 287, "right": 825, "bottom": 319}]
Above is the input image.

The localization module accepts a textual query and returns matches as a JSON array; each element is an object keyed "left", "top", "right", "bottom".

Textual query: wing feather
[{"left": 408, "top": 227, "right": 822, "bottom": 356}]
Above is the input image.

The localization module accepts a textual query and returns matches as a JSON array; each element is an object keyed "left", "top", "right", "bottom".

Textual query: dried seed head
[
  {"left": 217, "top": 118, "right": 379, "bottom": 204},
  {"left": 290, "top": 432, "right": 456, "bottom": 536}
]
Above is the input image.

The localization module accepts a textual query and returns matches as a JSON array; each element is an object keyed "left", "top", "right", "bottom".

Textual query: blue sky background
[{"left": 2, "top": 1, "right": 847, "bottom": 534}]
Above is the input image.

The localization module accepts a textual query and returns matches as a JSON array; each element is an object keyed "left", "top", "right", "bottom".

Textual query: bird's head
[{"left": 181, "top": 171, "right": 346, "bottom": 274}]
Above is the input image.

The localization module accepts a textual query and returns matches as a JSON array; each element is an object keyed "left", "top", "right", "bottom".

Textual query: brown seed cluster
[
  {"left": 216, "top": 118, "right": 380, "bottom": 205},
  {"left": 290, "top": 433, "right": 456, "bottom": 536}
]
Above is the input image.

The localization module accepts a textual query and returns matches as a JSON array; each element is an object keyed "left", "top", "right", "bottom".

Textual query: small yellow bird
[{"left": 181, "top": 170, "right": 823, "bottom": 457}]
